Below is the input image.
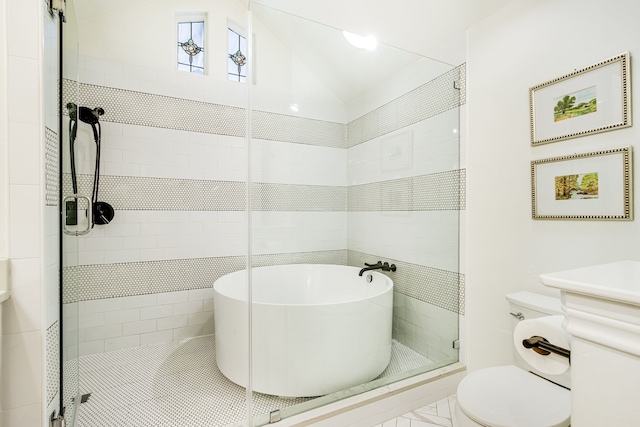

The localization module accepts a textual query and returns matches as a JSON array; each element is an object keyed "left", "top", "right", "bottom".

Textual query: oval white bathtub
[{"left": 213, "top": 264, "right": 393, "bottom": 397}]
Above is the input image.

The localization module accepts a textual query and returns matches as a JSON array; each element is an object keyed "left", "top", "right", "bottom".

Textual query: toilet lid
[{"left": 457, "top": 366, "right": 570, "bottom": 427}]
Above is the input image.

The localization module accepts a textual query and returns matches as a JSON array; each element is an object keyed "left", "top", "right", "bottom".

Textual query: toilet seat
[{"left": 456, "top": 365, "right": 570, "bottom": 427}]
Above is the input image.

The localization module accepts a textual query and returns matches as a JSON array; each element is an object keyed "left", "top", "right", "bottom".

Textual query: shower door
[
  {"left": 59, "top": 0, "right": 82, "bottom": 423},
  {"left": 247, "top": 3, "right": 462, "bottom": 424}
]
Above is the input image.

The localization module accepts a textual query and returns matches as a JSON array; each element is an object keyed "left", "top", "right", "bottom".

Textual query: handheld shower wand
[
  {"left": 66, "top": 103, "right": 114, "bottom": 228},
  {"left": 66, "top": 103, "right": 79, "bottom": 195}
]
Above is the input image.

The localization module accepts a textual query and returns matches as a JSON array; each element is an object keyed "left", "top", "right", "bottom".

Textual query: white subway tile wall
[
  {"left": 348, "top": 113, "right": 460, "bottom": 186},
  {"left": 393, "top": 293, "right": 459, "bottom": 362},
  {"left": 76, "top": 290, "right": 214, "bottom": 357},
  {"left": 348, "top": 211, "right": 460, "bottom": 273},
  {"left": 75, "top": 210, "right": 247, "bottom": 265}
]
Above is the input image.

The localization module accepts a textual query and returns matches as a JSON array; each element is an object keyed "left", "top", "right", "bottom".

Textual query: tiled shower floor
[{"left": 75, "top": 335, "right": 435, "bottom": 427}]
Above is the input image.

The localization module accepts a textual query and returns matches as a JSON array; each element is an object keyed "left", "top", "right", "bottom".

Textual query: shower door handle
[{"left": 63, "top": 195, "right": 92, "bottom": 236}]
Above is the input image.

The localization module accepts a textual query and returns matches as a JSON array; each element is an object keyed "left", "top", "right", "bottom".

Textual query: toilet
[{"left": 455, "top": 292, "right": 571, "bottom": 427}]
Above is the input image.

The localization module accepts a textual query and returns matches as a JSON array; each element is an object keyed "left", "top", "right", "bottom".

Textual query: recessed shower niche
[{"left": 53, "top": 1, "right": 464, "bottom": 425}]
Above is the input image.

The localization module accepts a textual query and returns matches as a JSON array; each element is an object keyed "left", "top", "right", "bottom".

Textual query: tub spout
[{"left": 359, "top": 261, "right": 396, "bottom": 276}]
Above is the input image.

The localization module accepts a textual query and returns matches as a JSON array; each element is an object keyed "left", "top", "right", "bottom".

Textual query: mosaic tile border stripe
[
  {"left": 64, "top": 174, "right": 347, "bottom": 212},
  {"left": 63, "top": 250, "right": 347, "bottom": 303},
  {"left": 64, "top": 172, "right": 462, "bottom": 212},
  {"left": 347, "top": 63, "right": 466, "bottom": 147},
  {"left": 64, "top": 82, "right": 346, "bottom": 148},
  {"left": 65, "top": 82, "right": 246, "bottom": 137},
  {"left": 63, "top": 174, "right": 246, "bottom": 211},
  {"left": 45, "top": 126, "right": 59, "bottom": 206},
  {"left": 46, "top": 321, "right": 61, "bottom": 405},
  {"left": 65, "top": 64, "right": 464, "bottom": 151},
  {"left": 458, "top": 62, "right": 467, "bottom": 106},
  {"left": 252, "top": 110, "right": 347, "bottom": 148},
  {"left": 64, "top": 248, "right": 462, "bottom": 315},
  {"left": 251, "top": 249, "right": 347, "bottom": 268},
  {"left": 458, "top": 274, "right": 466, "bottom": 316},
  {"left": 348, "top": 169, "right": 466, "bottom": 211},
  {"left": 252, "top": 182, "right": 346, "bottom": 211},
  {"left": 63, "top": 256, "right": 244, "bottom": 304},
  {"left": 348, "top": 250, "right": 464, "bottom": 314},
  {"left": 459, "top": 168, "right": 467, "bottom": 210}
]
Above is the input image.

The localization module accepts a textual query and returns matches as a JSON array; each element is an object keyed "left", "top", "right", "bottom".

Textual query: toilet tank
[
  {"left": 506, "top": 291, "right": 563, "bottom": 321},
  {"left": 505, "top": 291, "right": 570, "bottom": 389}
]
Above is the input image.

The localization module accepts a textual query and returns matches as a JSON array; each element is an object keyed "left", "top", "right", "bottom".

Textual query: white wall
[
  {"left": 0, "top": 2, "right": 6, "bottom": 425},
  {"left": 1, "top": 0, "right": 46, "bottom": 425},
  {"left": 0, "top": 0, "right": 7, "bottom": 261},
  {"left": 75, "top": 0, "right": 245, "bottom": 77},
  {"left": 345, "top": 58, "right": 453, "bottom": 122},
  {"left": 466, "top": 0, "right": 640, "bottom": 371}
]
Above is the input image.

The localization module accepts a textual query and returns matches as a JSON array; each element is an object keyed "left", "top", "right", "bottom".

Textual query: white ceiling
[
  {"left": 250, "top": 3, "right": 437, "bottom": 103},
  {"left": 244, "top": 0, "right": 515, "bottom": 57},
  {"left": 246, "top": 0, "right": 515, "bottom": 102}
]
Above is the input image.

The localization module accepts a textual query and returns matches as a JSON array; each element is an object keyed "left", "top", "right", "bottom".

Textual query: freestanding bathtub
[{"left": 213, "top": 264, "right": 394, "bottom": 397}]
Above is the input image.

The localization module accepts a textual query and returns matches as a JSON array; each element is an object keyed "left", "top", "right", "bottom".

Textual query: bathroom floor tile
[{"left": 375, "top": 395, "right": 457, "bottom": 427}]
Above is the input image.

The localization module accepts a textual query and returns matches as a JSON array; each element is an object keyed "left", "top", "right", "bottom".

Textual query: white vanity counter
[{"left": 540, "top": 260, "right": 640, "bottom": 306}]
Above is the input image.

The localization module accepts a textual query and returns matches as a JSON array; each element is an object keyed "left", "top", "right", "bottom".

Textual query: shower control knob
[{"left": 93, "top": 201, "right": 115, "bottom": 225}]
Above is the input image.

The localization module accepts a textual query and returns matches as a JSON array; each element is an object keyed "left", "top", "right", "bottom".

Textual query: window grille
[
  {"left": 228, "top": 28, "right": 247, "bottom": 82},
  {"left": 178, "top": 20, "right": 205, "bottom": 74}
]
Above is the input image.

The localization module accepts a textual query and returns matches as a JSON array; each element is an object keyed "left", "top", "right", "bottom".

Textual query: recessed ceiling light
[{"left": 343, "top": 31, "right": 377, "bottom": 51}]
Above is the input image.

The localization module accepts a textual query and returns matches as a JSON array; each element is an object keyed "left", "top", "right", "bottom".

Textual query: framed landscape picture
[
  {"left": 530, "top": 52, "right": 631, "bottom": 145},
  {"left": 531, "top": 146, "right": 633, "bottom": 220}
]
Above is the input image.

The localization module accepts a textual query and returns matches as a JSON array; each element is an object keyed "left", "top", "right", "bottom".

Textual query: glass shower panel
[
  {"left": 248, "top": 3, "right": 461, "bottom": 424},
  {"left": 61, "top": 2, "right": 253, "bottom": 425},
  {"left": 43, "top": 3, "right": 62, "bottom": 421},
  {"left": 60, "top": 0, "right": 82, "bottom": 423}
]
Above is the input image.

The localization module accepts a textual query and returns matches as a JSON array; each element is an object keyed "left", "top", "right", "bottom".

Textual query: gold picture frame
[
  {"left": 530, "top": 52, "right": 631, "bottom": 145},
  {"left": 531, "top": 147, "right": 633, "bottom": 220}
]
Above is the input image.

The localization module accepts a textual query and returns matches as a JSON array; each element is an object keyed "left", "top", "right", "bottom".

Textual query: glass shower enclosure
[
  {"left": 57, "top": 1, "right": 462, "bottom": 425},
  {"left": 245, "top": 3, "right": 462, "bottom": 423}
]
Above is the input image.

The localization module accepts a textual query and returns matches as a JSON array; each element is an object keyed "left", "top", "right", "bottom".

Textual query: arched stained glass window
[
  {"left": 228, "top": 28, "right": 247, "bottom": 82},
  {"left": 178, "top": 20, "right": 205, "bottom": 74}
]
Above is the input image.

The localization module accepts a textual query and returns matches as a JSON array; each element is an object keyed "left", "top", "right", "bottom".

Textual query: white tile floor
[
  {"left": 74, "top": 335, "right": 441, "bottom": 426},
  {"left": 374, "top": 395, "right": 458, "bottom": 427}
]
